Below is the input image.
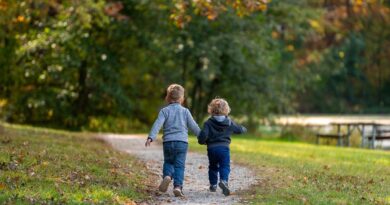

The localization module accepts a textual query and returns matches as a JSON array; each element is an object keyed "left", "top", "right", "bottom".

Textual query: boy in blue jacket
[{"left": 198, "top": 98, "right": 247, "bottom": 196}]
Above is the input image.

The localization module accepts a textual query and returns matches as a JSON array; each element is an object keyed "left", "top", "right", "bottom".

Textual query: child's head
[
  {"left": 165, "top": 84, "right": 185, "bottom": 104},
  {"left": 208, "top": 98, "right": 231, "bottom": 116}
]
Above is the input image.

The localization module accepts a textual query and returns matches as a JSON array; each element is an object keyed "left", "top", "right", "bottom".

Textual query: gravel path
[{"left": 102, "top": 134, "right": 258, "bottom": 205}]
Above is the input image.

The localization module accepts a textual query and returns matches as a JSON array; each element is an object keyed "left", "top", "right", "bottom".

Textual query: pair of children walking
[{"left": 145, "top": 84, "right": 246, "bottom": 197}]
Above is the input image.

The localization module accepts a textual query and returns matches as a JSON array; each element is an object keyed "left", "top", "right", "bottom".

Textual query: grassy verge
[
  {"left": 189, "top": 135, "right": 390, "bottom": 205},
  {"left": 0, "top": 123, "right": 152, "bottom": 204}
]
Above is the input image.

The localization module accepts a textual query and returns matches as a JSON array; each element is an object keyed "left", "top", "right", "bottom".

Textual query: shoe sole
[
  {"left": 219, "top": 182, "right": 230, "bottom": 196},
  {"left": 173, "top": 189, "right": 184, "bottom": 197},
  {"left": 158, "top": 176, "right": 171, "bottom": 192}
]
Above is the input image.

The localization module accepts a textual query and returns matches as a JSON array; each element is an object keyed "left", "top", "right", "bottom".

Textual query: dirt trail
[{"left": 102, "top": 134, "right": 259, "bottom": 205}]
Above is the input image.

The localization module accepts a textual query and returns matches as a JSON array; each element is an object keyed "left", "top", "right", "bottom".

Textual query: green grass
[
  {"left": 189, "top": 135, "right": 390, "bottom": 205},
  {"left": 0, "top": 123, "right": 151, "bottom": 204}
]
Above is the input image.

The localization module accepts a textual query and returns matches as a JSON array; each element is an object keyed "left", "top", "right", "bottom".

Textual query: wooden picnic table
[{"left": 317, "top": 122, "right": 390, "bottom": 149}]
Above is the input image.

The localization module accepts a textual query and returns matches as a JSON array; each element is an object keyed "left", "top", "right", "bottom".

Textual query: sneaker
[
  {"left": 158, "top": 176, "right": 171, "bottom": 192},
  {"left": 218, "top": 181, "right": 230, "bottom": 196},
  {"left": 173, "top": 186, "right": 184, "bottom": 197},
  {"left": 210, "top": 185, "right": 217, "bottom": 192}
]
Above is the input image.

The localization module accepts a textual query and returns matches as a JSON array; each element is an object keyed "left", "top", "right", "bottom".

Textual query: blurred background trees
[{"left": 0, "top": 0, "right": 389, "bottom": 132}]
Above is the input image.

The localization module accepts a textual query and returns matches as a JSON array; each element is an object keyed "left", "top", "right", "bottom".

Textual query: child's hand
[{"left": 145, "top": 138, "right": 152, "bottom": 147}]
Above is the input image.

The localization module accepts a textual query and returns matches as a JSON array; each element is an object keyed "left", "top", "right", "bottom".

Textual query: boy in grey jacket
[{"left": 145, "top": 84, "right": 200, "bottom": 197}]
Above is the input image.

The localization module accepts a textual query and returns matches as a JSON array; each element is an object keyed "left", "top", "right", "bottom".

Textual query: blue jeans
[
  {"left": 163, "top": 141, "right": 188, "bottom": 187},
  {"left": 207, "top": 146, "right": 230, "bottom": 185}
]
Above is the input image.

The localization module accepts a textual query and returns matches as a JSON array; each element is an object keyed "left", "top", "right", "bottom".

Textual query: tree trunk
[
  {"left": 73, "top": 61, "right": 89, "bottom": 121},
  {"left": 190, "top": 59, "right": 206, "bottom": 121}
]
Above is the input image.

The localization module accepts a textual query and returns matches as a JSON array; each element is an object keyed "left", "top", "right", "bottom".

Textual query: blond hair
[
  {"left": 208, "top": 98, "right": 231, "bottom": 116},
  {"left": 165, "top": 84, "right": 185, "bottom": 103}
]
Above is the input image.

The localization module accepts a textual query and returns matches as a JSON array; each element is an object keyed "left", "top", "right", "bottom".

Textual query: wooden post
[
  {"left": 372, "top": 124, "right": 376, "bottom": 149},
  {"left": 337, "top": 124, "right": 342, "bottom": 146},
  {"left": 361, "top": 125, "right": 366, "bottom": 148},
  {"left": 347, "top": 125, "right": 351, "bottom": 147},
  {"left": 371, "top": 124, "right": 377, "bottom": 149}
]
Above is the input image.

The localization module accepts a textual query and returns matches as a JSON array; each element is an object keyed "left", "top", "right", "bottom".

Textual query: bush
[
  {"left": 83, "top": 117, "right": 148, "bottom": 133},
  {"left": 279, "top": 125, "right": 317, "bottom": 143}
]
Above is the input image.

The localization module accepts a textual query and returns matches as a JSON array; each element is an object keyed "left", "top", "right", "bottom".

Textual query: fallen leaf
[
  {"left": 1, "top": 138, "right": 11, "bottom": 144},
  {"left": 323, "top": 165, "right": 331, "bottom": 170},
  {"left": 124, "top": 200, "right": 137, "bottom": 205},
  {"left": 0, "top": 183, "right": 5, "bottom": 190}
]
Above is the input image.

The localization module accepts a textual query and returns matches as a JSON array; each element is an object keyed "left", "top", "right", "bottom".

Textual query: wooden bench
[
  {"left": 316, "top": 122, "right": 390, "bottom": 149},
  {"left": 365, "top": 125, "right": 390, "bottom": 148},
  {"left": 316, "top": 123, "right": 352, "bottom": 146}
]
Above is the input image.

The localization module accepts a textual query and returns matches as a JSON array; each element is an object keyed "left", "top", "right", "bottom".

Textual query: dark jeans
[
  {"left": 207, "top": 146, "right": 230, "bottom": 185},
  {"left": 163, "top": 141, "right": 188, "bottom": 187}
]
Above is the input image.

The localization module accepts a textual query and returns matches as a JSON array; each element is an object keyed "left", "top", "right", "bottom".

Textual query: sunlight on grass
[
  {"left": 89, "top": 188, "right": 115, "bottom": 201},
  {"left": 189, "top": 136, "right": 390, "bottom": 204},
  {"left": 374, "top": 158, "right": 390, "bottom": 166},
  {"left": 229, "top": 139, "right": 390, "bottom": 174},
  {"left": 0, "top": 124, "right": 150, "bottom": 204}
]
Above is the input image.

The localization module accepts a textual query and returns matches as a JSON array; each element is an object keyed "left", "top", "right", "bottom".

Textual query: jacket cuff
[{"left": 147, "top": 137, "right": 153, "bottom": 142}]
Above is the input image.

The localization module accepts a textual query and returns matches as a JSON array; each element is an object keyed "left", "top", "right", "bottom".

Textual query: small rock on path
[{"left": 102, "top": 134, "right": 258, "bottom": 205}]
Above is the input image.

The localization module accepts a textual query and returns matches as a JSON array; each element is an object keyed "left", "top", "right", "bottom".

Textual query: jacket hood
[{"left": 208, "top": 116, "right": 231, "bottom": 132}]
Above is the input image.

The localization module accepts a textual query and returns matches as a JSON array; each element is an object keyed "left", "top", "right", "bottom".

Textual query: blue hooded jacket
[{"left": 198, "top": 116, "right": 247, "bottom": 148}]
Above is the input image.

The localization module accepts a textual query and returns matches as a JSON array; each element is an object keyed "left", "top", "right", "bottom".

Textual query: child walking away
[
  {"left": 145, "top": 84, "right": 200, "bottom": 197},
  {"left": 197, "top": 98, "right": 247, "bottom": 196}
]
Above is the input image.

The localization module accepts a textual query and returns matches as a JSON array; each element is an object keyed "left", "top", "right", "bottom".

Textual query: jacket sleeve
[
  {"left": 186, "top": 109, "right": 201, "bottom": 136},
  {"left": 231, "top": 121, "right": 247, "bottom": 134},
  {"left": 197, "top": 122, "right": 209, "bottom": 145},
  {"left": 147, "top": 110, "right": 166, "bottom": 141}
]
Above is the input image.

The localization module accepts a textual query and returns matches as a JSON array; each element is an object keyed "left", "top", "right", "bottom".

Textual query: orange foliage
[
  {"left": 170, "top": 0, "right": 268, "bottom": 28},
  {"left": 0, "top": 1, "right": 7, "bottom": 10},
  {"left": 104, "top": 1, "right": 129, "bottom": 21}
]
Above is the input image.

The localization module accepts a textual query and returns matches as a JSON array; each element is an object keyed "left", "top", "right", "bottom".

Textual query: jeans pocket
[{"left": 175, "top": 141, "right": 188, "bottom": 151}]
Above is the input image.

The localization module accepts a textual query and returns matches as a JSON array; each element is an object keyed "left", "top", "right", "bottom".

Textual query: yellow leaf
[
  {"left": 339, "top": 51, "right": 345, "bottom": 58},
  {"left": 0, "top": 183, "right": 5, "bottom": 190},
  {"left": 272, "top": 31, "right": 279, "bottom": 39},
  {"left": 355, "top": 0, "right": 363, "bottom": 6},
  {"left": 0, "top": 99, "right": 7, "bottom": 107},
  {"left": 309, "top": 20, "right": 320, "bottom": 28},
  {"left": 286, "top": 45, "right": 295, "bottom": 52},
  {"left": 16, "top": 15, "right": 25, "bottom": 23},
  {"left": 258, "top": 4, "right": 267, "bottom": 11},
  {"left": 48, "top": 110, "right": 53, "bottom": 118}
]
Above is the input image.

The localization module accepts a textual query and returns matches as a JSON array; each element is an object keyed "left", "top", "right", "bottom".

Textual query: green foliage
[
  {"left": 0, "top": 123, "right": 151, "bottom": 204},
  {"left": 0, "top": 0, "right": 389, "bottom": 131},
  {"left": 84, "top": 117, "right": 148, "bottom": 133},
  {"left": 297, "top": 1, "right": 390, "bottom": 114},
  {"left": 1, "top": 0, "right": 132, "bottom": 128},
  {"left": 189, "top": 136, "right": 390, "bottom": 204}
]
